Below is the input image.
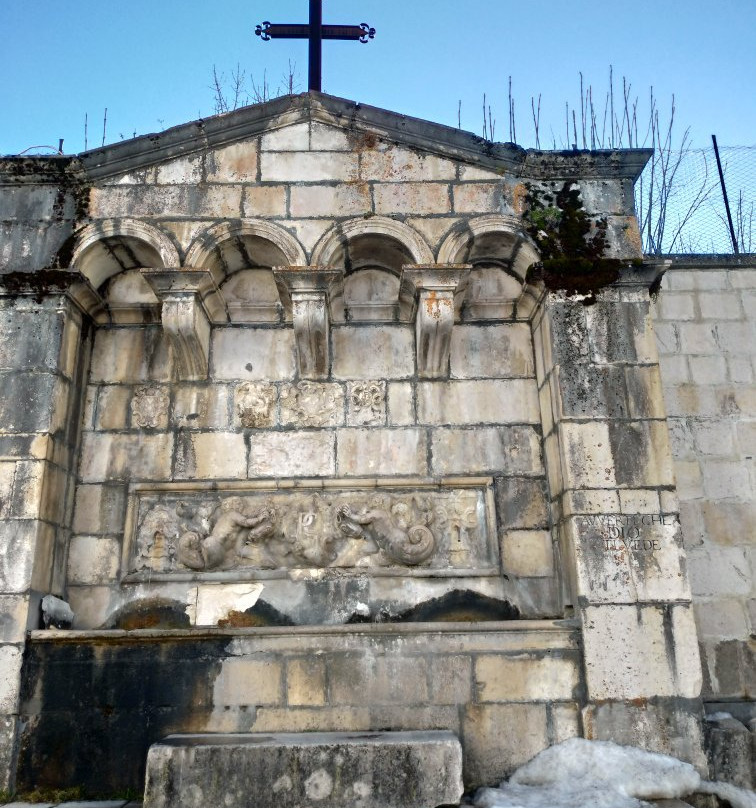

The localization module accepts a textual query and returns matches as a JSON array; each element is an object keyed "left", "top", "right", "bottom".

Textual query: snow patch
[{"left": 474, "top": 738, "right": 701, "bottom": 808}]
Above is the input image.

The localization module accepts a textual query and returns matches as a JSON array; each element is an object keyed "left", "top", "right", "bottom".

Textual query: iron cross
[{"left": 255, "top": 0, "right": 376, "bottom": 92}]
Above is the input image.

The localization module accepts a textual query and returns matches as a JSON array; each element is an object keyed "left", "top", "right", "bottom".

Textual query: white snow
[
  {"left": 474, "top": 738, "right": 706, "bottom": 808},
  {"left": 698, "top": 780, "right": 756, "bottom": 808}
]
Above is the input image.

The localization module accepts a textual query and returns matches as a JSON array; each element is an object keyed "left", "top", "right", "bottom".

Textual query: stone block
[
  {"left": 286, "top": 657, "right": 326, "bottom": 707},
  {"left": 494, "top": 477, "right": 549, "bottom": 529},
  {"left": 67, "top": 536, "right": 120, "bottom": 585},
  {"left": 655, "top": 292, "right": 696, "bottom": 321},
  {"left": 332, "top": 326, "right": 414, "bottom": 379},
  {"left": 249, "top": 431, "right": 335, "bottom": 477},
  {"left": 608, "top": 420, "right": 675, "bottom": 488},
  {"left": 674, "top": 459, "right": 704, "bottom": 499},
  {"left": 0, "top": 372, "right": 58, "bottom": 434},
  {"left": 689, "top": 355, "right": 728, "bottom": 385},
  {"left": 72, "top": 484, "right": 126, "bottom": 535},
  {"left": 501, "top": 530, "right": 554, "bottom": 577},
  {"left": 431, "top": 426, "right": 543, "bottom": 476},
  {"left": 329, "top": 654, "right": 428, "bottom": 705},
  {"left": 310, "top": 123, "right": 351, "bottom": 150},
  {"left": 90, "top": 328, "right": 150, "bottom": 383},
  {"left": 0, "top": 520, "right": 37, "bottom": 593},
  {"left": 206, "top": 141, "right": 258, "bottom": 182},
  {"left": 694, "top": 599, "right": 748, "bottom": 640},
  {"left": 428, "top": 655, "right": 472, "bottom": 704},
  {"left": 582, "top": 603, "right": 702, "bottom": 700},
  {"left": 625, "top": 365, "right": 667, "bottom": 419},
  {"left": 586, "top": 301, "right": 658, "bottom": 364},
  {"left": 715, "top": 322, "right": 755, "bottom": 355},
  {"left": 373, "top": 182, "right": 451, "bottom": 215},
  {"left": 451, "top": 324, "right": 534, "bottom": 379},
  {"left": 559, "top": 421, "right": 616, "bottom": 489},
  {"left": 729, "top": 357, "right": 754, "bottom": 382},
  {"left": 242, "top": 185, "right": 287, "bottom": 217},
  {"left": 143, "top": 731, "right": 463, "bottom": 808},
  {"left": 337, "top": 428, "right": 426, "bottom": 476},
  {"left": 0, "top": 644, "right": 22, "bottom": 713},
  {"left": 261, "top": 123, "right": 310, "bottom": 151},
  {"left": 94, "top": 386, "right": 131, "bottom": 430},
  {"left": 658, "top": 354, "right": 690, "bottom": 384},
  {"left": 176, "top": 432, "right": 247, "bottom": 479},
  {"left": 463, "top": 703, "right": 548, "bottom": 785},
  {"left": 552, "top": 365, "right": 627, "bottom": 420},
  {"left": 418, "top": 379, "right": 538, "bottom": 426},
  {"left": 474, "top": 653, "right": 579, "bottom": 701},
  {"left": 688, "top": 547, "right": 751, "bottom": 597},
  {"left": 154, "top": 154, "right": 202, "bottom": 185},
  {"left": 705, "top": 715, "right": 753, "bottom": 790},
  {"left": 699, "top": 292, "right": 742, "bottom": 320},
  {"left": 260, "top": 151, "right": 358, "bottom": 182},
  {"left": 0, "top": 594, "right": 30, "bottom": 643},
  {"left": 387, "top": 381, "right": 414, "bottom": 425},
  {"left": 453, "top": 183, "right": 503, "bottom": 213},
  {"left": 190, "top": 186, "right": 243, "bottom": 218},
  {"left": 693, "top": 420, "right": 735, "bottom": 455},
  {"left": 79, "top": 433, "right": 173, "bottom": 482},
  {"left": 213, "top": 658, "right": 282, "bottom": 707},
  {"left": 212, "top": 328, "right": 296, "bottom": 381},
  {"left": 253, "top": 707, "right": 371, "bottom": 734},
  {"left": 346, "top": 381, "right": 387, "bottom": 426},
  {"left": 280, "top": 382, "right": 345, "bottom": 427},
  {"left": 360, "top": 145, "right": 456, "bottom": 182},
  {"left": 173, "top": 385, "right": 230, "bottom": 429},
  {"left": 290, "top": 184, "right": 371, "bottom": 218},
  {"left": 0, "top": 307, "right": 65, "bottom": 372},
  {"left": 551, "top": 703, "right": 581, "bottom": 744},
  {"left": 618, "top": 488, "right": 660, "bottom": 513},
  {"left": 701, "top": 460, "right": 751, "bottom": 500},
  {"left": 565, "top": 513, "right": 691, "bottom": 604}
]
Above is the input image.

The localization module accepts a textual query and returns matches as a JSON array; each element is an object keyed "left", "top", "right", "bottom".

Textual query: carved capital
[
  {"left": 142, "top": 268, "right": 228, "bottom": 381},
  {"left": 400, "top": 264, "right": 470, "bottom": 379},
  {"left": 273, "top": 266, "right": 345, "bottom": 380}
]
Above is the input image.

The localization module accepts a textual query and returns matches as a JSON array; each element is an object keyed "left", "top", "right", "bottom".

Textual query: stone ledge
[{"left": 143, "top": 730, "right": 463, "bottom": 808}]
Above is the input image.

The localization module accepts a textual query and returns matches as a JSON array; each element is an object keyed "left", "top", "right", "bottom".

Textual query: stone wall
[
  {"left": 18, "top": 622, "right": 581, "bottom": 792},
  {"left": 652, "top": 256, "right": 756, "bottom": 703}
]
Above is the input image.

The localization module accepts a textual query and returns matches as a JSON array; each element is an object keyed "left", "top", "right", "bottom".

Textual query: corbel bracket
[
  {"left": 141, "top": 268, "right": 228, "bottom": 381},
  {"left": 273, "top": 266, "right": 345, "bottom": 380},
  {"left": 400, "top": 264, "right": 471, "bottom": 379}
]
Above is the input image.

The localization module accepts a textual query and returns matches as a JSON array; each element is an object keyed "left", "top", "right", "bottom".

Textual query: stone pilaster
[
  {"left": 400, "top": 265, "right": 470, "bottom": 379},
  {"left": 532, "top": 266, "right": 707, "bottom": 769},
  {"left": 0, "top": 271, "right": 94, "bottom": 789},
  {"left": 273, "top": 266, "right": 345, "bottom": 380},
  {"left": 142, "top": 268, "right": 227, "bottom": 381}
]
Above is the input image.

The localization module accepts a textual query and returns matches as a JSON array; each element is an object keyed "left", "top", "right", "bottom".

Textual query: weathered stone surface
[
  {"left": 338, "top": 428, "right": 427, "bottom": 476},
  {"left": 332, "top": 326, "right": 414, "bottom": 379},
  {"left": 143, "top": 731, "right": 463, "bottom": 808},
  {"left": 431, "top": 426, "right": 543, "bottom": 476}
]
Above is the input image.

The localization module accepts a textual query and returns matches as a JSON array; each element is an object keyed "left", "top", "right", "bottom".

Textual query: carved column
[
  {"left": 273, "top": 266, "right": 345, "bottom": 380},
  {"left": 401, "top": 265, "right": 470, "bottom": 379},
  {"left": 532, "top": 265, "right": 706, "bottom": 769},
  {"left": 142, "top": 268, "right": 227, "bottom": 382}
]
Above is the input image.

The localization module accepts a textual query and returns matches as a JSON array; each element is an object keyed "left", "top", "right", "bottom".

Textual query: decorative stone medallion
[
  {"left": 131, "top": 386, "right": 170, "bottom": 429},
  {"left": 347, "top": 381, "right": 386, "bottom": 426},
  {"left": 235, "top": 382, "right": 276, "bottom": 428}
]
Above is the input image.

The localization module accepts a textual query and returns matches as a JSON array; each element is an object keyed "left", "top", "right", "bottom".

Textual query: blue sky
[{"left": 1, "top": 0, "right": 754, "bottom": 156}]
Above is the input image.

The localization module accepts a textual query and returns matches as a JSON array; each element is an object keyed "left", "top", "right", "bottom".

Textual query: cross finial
[{"left": 256, "top": 0, "right": 376, "bottom": 92}]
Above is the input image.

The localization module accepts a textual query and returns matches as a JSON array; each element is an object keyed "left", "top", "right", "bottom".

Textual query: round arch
[
  {"left": 70, "top": 219, "right": 180, "bottom": 289},
  {"left": 185, "top": 219, "right": 307, "bottom": 277},
  {"left": 310, "top": 216, "right": 434, "bottom": 268}
]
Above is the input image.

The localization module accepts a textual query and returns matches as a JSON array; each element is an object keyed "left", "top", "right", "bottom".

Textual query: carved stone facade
[{"left": 2, "top": 92, "right": 752, "bottom": 793}]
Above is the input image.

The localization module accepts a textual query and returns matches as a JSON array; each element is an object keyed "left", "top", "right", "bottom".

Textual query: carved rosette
[
  {"left": 280, "top": 382, "right": 344, "bottom": 427},
  {"left": 347, "top": 381, "right": 386, "bottom": 426},
  {"left": 131, "top": 386, "right": 170, "bottom": 429},
  {"left": 235, "top": 382, "right": 276, "bottom": 428}
]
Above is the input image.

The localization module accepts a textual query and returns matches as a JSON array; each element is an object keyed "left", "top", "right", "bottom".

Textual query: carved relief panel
[{"left": 124, "top": 479, "right": 497, "bottom": 580}]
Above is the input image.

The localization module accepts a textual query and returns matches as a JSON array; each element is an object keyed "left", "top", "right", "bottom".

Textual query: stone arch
[
  {"left": 185, "top": 219, "right": 306, "bottom": 278},
  {"left": 70, "top": 218, "right": 180, "bottom": 291},
  {"left": 310, "top": 216, "right": 434, "bottom": 268},
  {"left": 437, "top": 215, "right": 541, "bottom": 319}
]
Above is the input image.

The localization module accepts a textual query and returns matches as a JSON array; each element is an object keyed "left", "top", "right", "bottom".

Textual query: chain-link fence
[{"left": 635, "top": 144, "right": 755, "bottom": 255}]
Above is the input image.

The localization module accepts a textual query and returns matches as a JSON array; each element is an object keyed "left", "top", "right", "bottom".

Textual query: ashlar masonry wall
[{"left": 652, "top": 257, "right": 756, "bottom": 704}]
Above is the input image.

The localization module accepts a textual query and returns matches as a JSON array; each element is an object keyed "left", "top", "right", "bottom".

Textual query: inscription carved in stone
[
  {"left": 127, "top": 482, "right": 495, "bottom": 576},
  {"left": 280, "top": 382, "right": 343, "bottom": 427},
  {"left": 347, "top": 381, "right": 385, "bottom": 425},
  {"left": 235, "top": 382, "right": 276, "bottom": 428},
  {"left": 131, "top": 386, "right": 170, "bottom": 428},
  {"left": 581, "top": 513, "right": 680, "bottom": 558}
]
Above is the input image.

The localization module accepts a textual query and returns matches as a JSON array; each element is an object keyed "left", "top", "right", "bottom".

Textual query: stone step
[{"left": 143, "top": 730, "right": 464, "bottom": 808}]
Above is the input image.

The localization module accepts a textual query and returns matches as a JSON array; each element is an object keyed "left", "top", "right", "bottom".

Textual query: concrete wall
[{"left": 652, "top": 257, "right": 756, "bottom": 703}]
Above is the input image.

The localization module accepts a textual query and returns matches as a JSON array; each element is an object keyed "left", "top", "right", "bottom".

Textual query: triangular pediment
[{"left": 75, "top": 92, "right": 649, "bottom": 184}]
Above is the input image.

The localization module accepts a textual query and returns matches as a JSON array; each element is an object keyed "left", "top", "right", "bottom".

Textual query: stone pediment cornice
[{"left": 2, "top": 92, "right": 652, "bottom": 185}]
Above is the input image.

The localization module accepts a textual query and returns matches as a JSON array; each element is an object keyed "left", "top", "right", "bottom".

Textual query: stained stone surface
[{"left": 143, "top": 731, "right": 463, "bottom": 808}]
